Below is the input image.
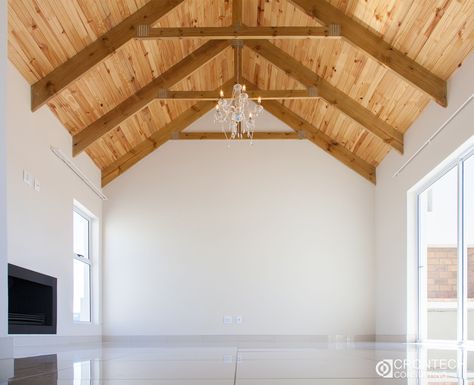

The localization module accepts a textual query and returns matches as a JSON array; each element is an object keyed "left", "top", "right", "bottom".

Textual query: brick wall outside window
[{"left": 427, "top": 247, "right": 474, "bottom": 300}]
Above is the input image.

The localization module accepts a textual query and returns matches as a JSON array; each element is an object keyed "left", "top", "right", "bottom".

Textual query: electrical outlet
[
  {"left": 223, "top": 315, "right": 233, "bottom": 325},
  {"left": 34, "top": 178, "right": 41, "bottom": 192},
  {"left": 235, "top": 316, "right": 243, "bottom": 324}
]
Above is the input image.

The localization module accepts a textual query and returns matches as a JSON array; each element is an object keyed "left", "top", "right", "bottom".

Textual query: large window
[
  {"left": 73, "top": 207, "right": 92, "bottom": 322},
  {"left": 418, "top": 147, "right": 474, "bottom": 342}
]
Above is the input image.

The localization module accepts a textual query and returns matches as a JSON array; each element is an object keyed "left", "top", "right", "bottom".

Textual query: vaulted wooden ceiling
[{"left": 8, "top": 0, "right": 474, "bottom": 186}]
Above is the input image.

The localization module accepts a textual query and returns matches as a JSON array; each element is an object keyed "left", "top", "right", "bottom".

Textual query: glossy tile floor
[{"left": 1, "top": 341, "right": 474, "bottom": 384}]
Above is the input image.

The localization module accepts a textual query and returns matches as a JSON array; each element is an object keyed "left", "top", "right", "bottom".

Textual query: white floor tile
[{"left": 4, "top": 342, "right": 471, "bottom": 384}]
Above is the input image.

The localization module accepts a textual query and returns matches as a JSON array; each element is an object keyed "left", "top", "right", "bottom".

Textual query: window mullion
[{"left": 458, "top": 160, "right": 466, "bottom": 343}]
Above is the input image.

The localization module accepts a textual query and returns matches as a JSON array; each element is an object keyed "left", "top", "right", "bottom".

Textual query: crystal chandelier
[
  {"left": 214, "top": 85, "right": 263, "bottom": 141},
  {"left": 214, "top": 46, "right": 263, "bottom": 142}
]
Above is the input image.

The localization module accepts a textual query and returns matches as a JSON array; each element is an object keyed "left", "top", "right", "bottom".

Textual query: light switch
[
  {"left": 223, "top": 316, "right": 233, "bottom": 325},
  {"left": 235, "top": 316, "right": 243, "bottom": 324},
  {"left": 23, "top": 170, "right": 33, "bottom": 186},
  {"left": 34, "top": 178, "right": 40, "bottom": 192}
]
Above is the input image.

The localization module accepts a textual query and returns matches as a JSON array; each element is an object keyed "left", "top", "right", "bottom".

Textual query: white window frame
[
  {"left": 73, "top": 206, "right": 93, "bottom": 323},
  {"left": 417, "top": 146, "right": 474, "bottom": 344}
]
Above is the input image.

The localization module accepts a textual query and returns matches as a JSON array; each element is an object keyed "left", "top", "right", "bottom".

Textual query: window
[
  {"left": 73, "top": 207, "right": 92, "bottom": 322},
  {"left": 418, "top": 147, "right": 474, "bottom": 343}
]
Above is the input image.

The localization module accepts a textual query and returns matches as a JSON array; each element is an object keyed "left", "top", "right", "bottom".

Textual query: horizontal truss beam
[
  {"left": 136, "top": 25, "right": 341, "bottom": 40},
  {"left": 172, "top": 132, "right": 301, "bottom": 140},
  {"left": 156, "top": 88, "right": 318, "bottom": 100}
]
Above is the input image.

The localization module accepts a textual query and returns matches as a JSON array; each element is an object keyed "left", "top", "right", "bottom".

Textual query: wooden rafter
[
  {"left": 101, "top": 81, "right": 235, "bottom": 186},
  {"left": 245, "top": 39, "right": 404, "bottom": 153},
  {"left": 262, "top": 100, "right": 376, "bottom": 184},
  {"left": 155, "top": 89, "right": 319, "bottom": 100},
  {"left": 135, "top": 26, "right": 337, "bottom": 40},
  {"left": 73, "top": 40, "right": 230, "bottom": 156},
  {"left": 288, "top": 0, "right": 447, "bottom": 106},
  {"left": 173, "top": 132, "right": 300, "bottom": 140},
  {"left": 31, "top": 0, "right": 185, "bottom": 111}
]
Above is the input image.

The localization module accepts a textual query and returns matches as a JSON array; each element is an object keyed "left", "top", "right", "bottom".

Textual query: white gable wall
[{"left": 102, "top": 116, "right": 376, "bottom": 338}]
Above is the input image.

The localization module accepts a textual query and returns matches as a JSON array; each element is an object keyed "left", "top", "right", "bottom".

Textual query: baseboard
[
  {"left": 3, "top": 334, "right": 412, "bottom": 350},
  {"left": 102, "top": 334, "right": 377, "bottom": 346},
  {"left": 0, "top": 336, "right": 13, "bottom": 359},
  {"left": 12, "top": 334, "right": 101, "bottom": 347},
  {"left": 6, "top": 334, "right": 415, "bottom": 348}
]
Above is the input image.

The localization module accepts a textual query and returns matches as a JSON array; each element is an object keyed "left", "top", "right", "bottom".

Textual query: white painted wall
[
  {"left": 0, "top": 0, "right": 13, "bottom": 360},
  {"left": 103, "top": 116, "right": 376, "bottom": 337},
  {"left": 6, "top": 62, "right": 104, "bottom": 340},
  {"left": 375, "top": 53, "right": 474, "bottom": 341}
]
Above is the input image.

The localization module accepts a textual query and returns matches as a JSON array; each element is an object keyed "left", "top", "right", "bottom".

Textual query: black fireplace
[{"left": 8, "top": 264, "right": 57, "bottom": 334}]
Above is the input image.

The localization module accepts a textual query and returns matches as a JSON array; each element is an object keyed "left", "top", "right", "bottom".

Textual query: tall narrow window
[
  {"left": 73, "top": 208, "right": 92, "bottom": 322},
  {"left": 419, "top": 167, "right": 458, "bottom": 341}
]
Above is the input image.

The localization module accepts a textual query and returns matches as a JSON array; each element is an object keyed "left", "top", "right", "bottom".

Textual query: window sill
[{"left": 73, "top": 321, "right": 93, "bottom": 325}]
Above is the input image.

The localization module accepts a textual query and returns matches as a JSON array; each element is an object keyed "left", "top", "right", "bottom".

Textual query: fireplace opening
[{"left": 8, "top": 264, "right": 57, "bottom": 334}]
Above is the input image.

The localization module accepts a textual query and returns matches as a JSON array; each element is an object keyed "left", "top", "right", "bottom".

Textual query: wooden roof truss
[{"left": 25, "top": 0, "right": 454, "bottom": 186}]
